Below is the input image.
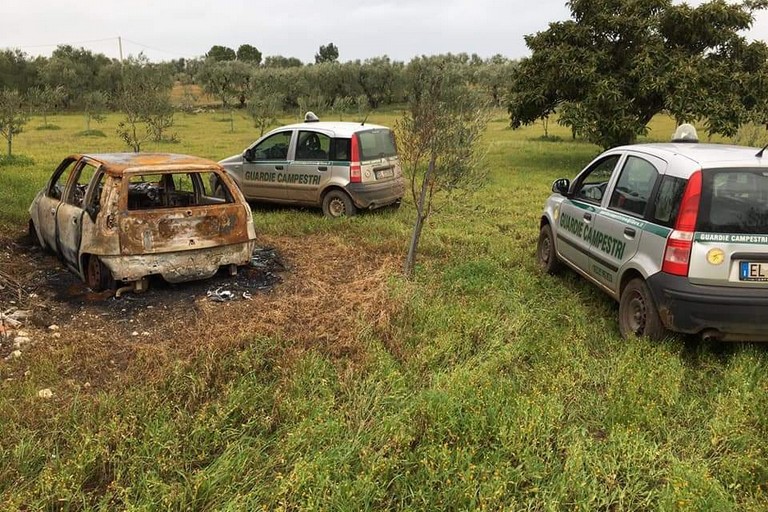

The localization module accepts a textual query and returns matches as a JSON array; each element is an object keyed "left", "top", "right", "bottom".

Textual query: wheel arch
[
  {"left": 618, "top": 267, "right": 645, "bottom": 298},
  {"left": 320, "top": 185, "right": 351, "bottom": 203}
]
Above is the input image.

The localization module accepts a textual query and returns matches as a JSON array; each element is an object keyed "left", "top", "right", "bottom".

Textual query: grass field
[{"left": 2, "top": 110, "right": 768, "bottom": 510}]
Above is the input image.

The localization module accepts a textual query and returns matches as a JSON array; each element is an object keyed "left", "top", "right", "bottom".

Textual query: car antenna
[
  {"left": 360, "top": 113, "right": 369, "bottom": 126},
  {"left": 757, "top": 142, "right": 768, "bottom": 158}
]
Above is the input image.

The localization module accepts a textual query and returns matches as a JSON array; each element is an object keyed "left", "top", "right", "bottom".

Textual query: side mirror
[
  {"left": 552, "top": 178, "right": 570, "bottom": 196},
  {"left": 244, "top": 148, "right": 255, "bottom": 162}
]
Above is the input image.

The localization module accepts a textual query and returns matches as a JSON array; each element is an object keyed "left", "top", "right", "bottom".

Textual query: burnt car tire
[
  {"left": 322, "top": 190, "right": 357, "bottom": 218},
  {"left": 619, "top": 278, "right": 668, "bottom": 341},
  {"left": 85, "top": 255, "right": 114, "bottom": 292},
  {"left": 537, "top": 224, "right": 563, "bottom": 274}
]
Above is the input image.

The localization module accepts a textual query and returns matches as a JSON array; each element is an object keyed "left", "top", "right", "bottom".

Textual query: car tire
[
  {"left": 537, "top": 224, "right": 563, "bottom": 274},
  {"left": 619, "top": 278, "right": 668, "bottom": 340},
  {"left": 85, "top": 255, "right": 114, "bottom": 292},
  {"left": 322, "top": 190, "right": 357, "bottom": 218}
]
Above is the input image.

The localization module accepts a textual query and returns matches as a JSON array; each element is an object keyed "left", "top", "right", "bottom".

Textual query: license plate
[
  {"left": 376, "top": 169, "right": 393, "bottom": 179},
  {"left": 739, "top": 261, "right": 768, "bottom": 281}
]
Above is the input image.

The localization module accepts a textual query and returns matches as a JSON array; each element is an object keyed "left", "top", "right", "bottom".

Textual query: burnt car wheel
[
  {"left": 537, "top": 224, "right": 563, "bottom": 274},
  {"left": 85, "top": 255, "right": 114, "bottom": 292},
  {"left": 619, "top": 278, "right": 668, "bottom": 340},
  {"left": 322, "top": 190, "right": 357, "bottom": 218}
]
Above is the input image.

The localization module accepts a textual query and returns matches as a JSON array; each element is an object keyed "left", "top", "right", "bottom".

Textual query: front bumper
[
  {"left": 647, "top": 272, "right": 768, "bottom": 340},
  {"left": 346, "top": 179, "right": 405, "bottom": 209}
]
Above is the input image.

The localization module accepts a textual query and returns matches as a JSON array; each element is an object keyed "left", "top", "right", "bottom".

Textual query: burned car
[{"left": 29, "top": 153, "right": 257, "bottom": 294}]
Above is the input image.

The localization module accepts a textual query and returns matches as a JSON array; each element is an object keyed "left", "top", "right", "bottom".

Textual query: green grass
[{"left": 2, "top": 111, "right": 768, "bottom": 510}]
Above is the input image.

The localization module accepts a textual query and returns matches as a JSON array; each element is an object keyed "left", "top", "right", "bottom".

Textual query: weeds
[{"left": 1, "top": 112, "right": 767, "bottom": 509}]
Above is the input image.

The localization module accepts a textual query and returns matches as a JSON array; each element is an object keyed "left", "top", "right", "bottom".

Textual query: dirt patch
[{"left": 0, "top": 230, "right": 399, "bottom": 389}]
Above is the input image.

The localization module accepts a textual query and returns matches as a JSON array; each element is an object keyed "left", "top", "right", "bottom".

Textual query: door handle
[
  {"left": 583, "top": 212, "right": 592, "bottom": 221},
  {"left": 275, "top": 165, "right": 284, "bottom": 170},
  {"left": 624, "top": 227, "right": 636, "bottom": 237},
  {"left": 318, "top": 166, "right": 328, "bottom": 171}
]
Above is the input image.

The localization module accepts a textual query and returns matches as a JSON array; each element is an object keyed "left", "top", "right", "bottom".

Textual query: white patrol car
[
  {"left": 217, "top": 114, "right": 405, "bottom": 218},
  {"left": 538, "top": 129, "right": 768, "bottom": 341}
]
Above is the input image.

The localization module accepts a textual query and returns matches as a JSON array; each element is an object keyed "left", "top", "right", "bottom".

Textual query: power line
[
  {"left": 120, "top": 37, "right": 198, "bottom": 59},
  {"left": 8, "top": 36, "right": 199, "bottom": 61},
  {"left": 12, "top": 37, "right": 119, "bottom": 49}
]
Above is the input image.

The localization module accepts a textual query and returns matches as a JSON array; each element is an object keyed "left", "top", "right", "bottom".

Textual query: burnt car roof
[{"left": 75, "top": 153, "right": 221, "bottom": 176}]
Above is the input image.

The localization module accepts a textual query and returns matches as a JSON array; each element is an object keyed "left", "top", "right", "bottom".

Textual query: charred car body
[{"left": 29, "top": 153, "right": 257, "bottom": 294}]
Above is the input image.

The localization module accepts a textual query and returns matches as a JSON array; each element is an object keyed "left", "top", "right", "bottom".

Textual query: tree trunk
[
  {"left": 404, "top": 155, "right": 435, "bottom": 278},
  {"left": 7, "top": 132, "right": 12, "bottom": 157}
]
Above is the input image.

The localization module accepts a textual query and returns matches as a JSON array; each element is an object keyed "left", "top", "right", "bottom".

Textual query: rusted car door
[
  {"left": 36, "top": 158, "right": 79, "bottom": 251},
  {"left": 55, "top": 160, "right": 100, "bottom": 267}
]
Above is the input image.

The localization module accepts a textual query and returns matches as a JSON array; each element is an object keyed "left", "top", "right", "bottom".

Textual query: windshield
[
  {"left": 698, "top": 168, "right": 768, "bottom": 234},
  {"left": 358, "top": 129, "right": 397, "bottom": 161}
]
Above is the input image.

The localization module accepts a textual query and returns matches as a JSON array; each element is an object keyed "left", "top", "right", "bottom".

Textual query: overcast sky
[{"left": 1, "top": 0, "right": 766, "bottom": 63}]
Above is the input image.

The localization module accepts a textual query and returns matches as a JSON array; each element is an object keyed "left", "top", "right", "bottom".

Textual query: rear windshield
[
  {"left": 357, "top": 129, "right": 397, "bottom": 161},
  {"left": 698, "top": 168, "right": 768, "bottom": 234},
  {"left": 126, "top": 171, "right": 232, "bottom": 210}
]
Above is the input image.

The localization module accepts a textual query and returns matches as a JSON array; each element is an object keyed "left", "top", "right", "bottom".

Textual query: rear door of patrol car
[
  {"left": 688, "top": 166, "right": 768, "bottom": 288},
  {"left": 284, "top": 130, "right": 330, "bottom": 202},
  {"left": 588, "top": 152, "right": 667, "bottom": 292}
]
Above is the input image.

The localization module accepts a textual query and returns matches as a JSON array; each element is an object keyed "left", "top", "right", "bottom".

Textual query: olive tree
[
  {"left": 0, "top": 89, "right": 28, "bottom": 157},
  {"left": 116, "top": 57, "right": 176, "bottom": 152},
  {"left": 508, "top": 0, "right": 768, "bottom": 148},
  {"left": 80, "top": 90, "right": 108, "bottom": 134},
  {"left": 27, "top": 85, "right": 64, "bottom": 128},
  {"left": 247, "top": 93, "right": 283, "bottom": 136},
  {"left": 397, "top": 57, "right": 490, "bottom": 277}
]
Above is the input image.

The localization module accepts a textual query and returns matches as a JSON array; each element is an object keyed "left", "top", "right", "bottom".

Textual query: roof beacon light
[
  {"left": 671, "top": 123, "right": 699, "bottom": 143},
  {"left": 304, "top": 111, "right": 320, "bottom": 123}
]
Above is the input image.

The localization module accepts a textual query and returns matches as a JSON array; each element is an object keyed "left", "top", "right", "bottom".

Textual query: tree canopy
[
  {"left": 236, "top": 44, "right": 262, "bottom": 64},
  {"left": 508, "top": 0, "right": 768, "bottom": 148},
  {"left": 206, "top": 45, "right": 236, "bottom": 62},
  {"left": 315, "top": 43, "right": 339, "bottom": 64}
]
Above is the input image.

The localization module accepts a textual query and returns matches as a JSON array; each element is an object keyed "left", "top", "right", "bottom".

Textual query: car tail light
[
  {"left": 662, "top": 170, "right": 702, "bottom": 276},
  {"left": 350, "top": 134, "right": 361, "bottom": 183}
]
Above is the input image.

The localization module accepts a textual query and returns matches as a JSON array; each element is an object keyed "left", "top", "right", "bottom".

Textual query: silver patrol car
[
  {"left": 538, "top": 132, "right": 768, "bottom": 341},
  {"left": 217, "top": 114, "right": 405, "bottom": 218}
]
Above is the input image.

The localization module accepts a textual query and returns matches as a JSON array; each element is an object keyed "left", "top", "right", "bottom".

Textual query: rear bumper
[
  {"left": 647, "top": 272, "right": 768, "bottom": 340},
  {"left": 100, "top": 240, "right": 256, "bottom": 284},
  {"left": 346, "top": 178, "right": 405, "bottom": 209}
]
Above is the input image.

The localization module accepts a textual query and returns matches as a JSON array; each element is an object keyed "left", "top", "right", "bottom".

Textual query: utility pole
[{"left": 118, "top": 36, "right": 123, "bottom": 63}]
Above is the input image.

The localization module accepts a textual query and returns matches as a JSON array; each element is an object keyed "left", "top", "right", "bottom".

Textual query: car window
[
  {"left": 127, "top": 172, "right": 232, "bottom": 210},
  {"left": 358, "top": 129, "right": 397, "bottom": 160},
  {"left": 572, "top": 155, "right": 620, "bottom": 205},
  {"left": 698, "top": 169, "right": 768, "bottom": 234},
  {"left": 296, "top": 131, "right": 330, "bottom": 161},
  {"left": 85, "top": 170, "right": 106, "bottom": 214},
  {"left": 652, "top": 175, "right": 686, "bottom": 227},
  {"left": 252, "top": 131, "right": 291, "bottom": 161},
  {"left": 330, "top": 138, "right": 351, "bottom": 162},
  {"left": 67, "top": 162, "right": 99, "bottom": 208},
  {"left": 608, "top": 156, "right": 659, "bottom": 217},
  {"left": 47, "top": 158, "right": 78, "bottom": 200}
]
